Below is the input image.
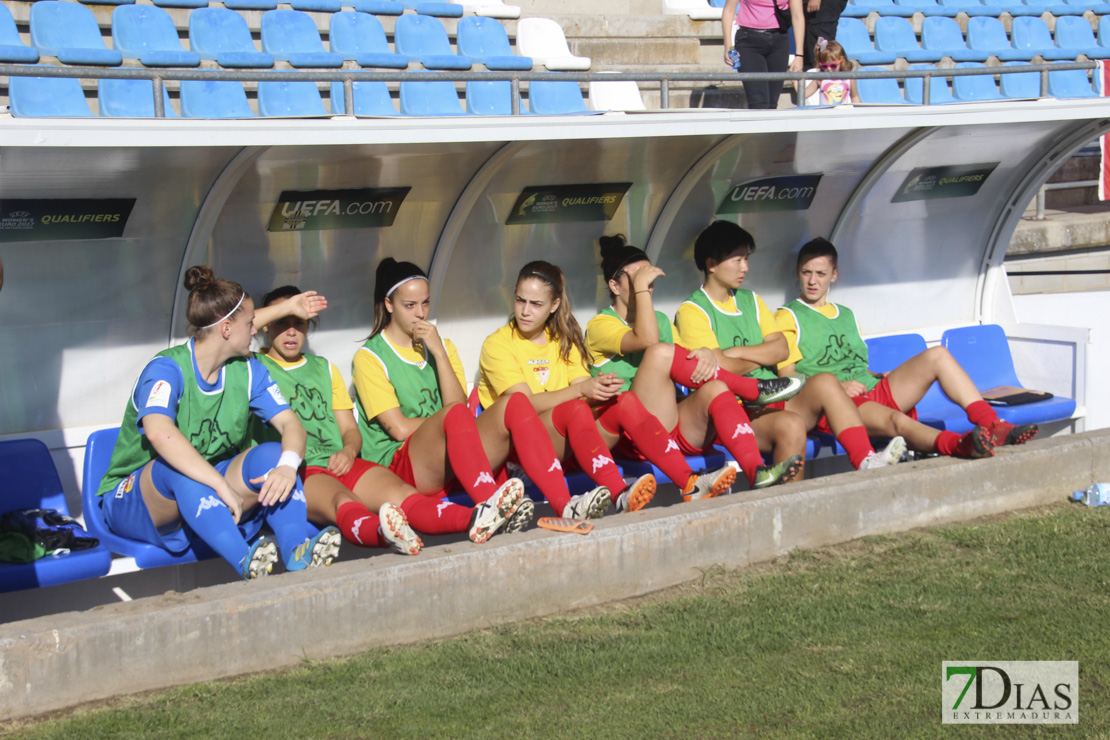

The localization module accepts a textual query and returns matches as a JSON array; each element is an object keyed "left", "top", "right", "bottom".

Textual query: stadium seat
[
  {"left": 85, "top": 0, "right": 137, "bottom": 5},
  {"left": 258, "top": 80, "right": 329, "bottom": 116},
  {"left": 457, "top": 17, "right": 533, "bottom": 70},
  {"left": 588, "top": 78, "right": 647, "bottom": 111},
  {"left": 966, "top": 16, "right": 1033, "bottom": 61},
  {"left": 921, "top": 17, "right": 991, "bottom": 61},
  {"left": 979, "top": 0, "right": 1048, "bottom": 15},
  {"left": 936, "top": 0, "right": 1003, "bottom": 15},
  {"left": 0, "top": 4, "right": 39, "bottom": 63},
  {"left": 840, "top": 0, "right": 873, "bottom": 17},
  {"left": 399, "top": 79, "right": 468, "bottom": 115},
  {"left": 1066, "top": 0, "right": 1110, "bottom": 13},
  {"left": 151, "top": 0, "right": 209, "bottom": 9},
  {"left": 875, "top": 17, "right": 943, "bottom": 63},
  {"left": 395, "top": 15, "right": 473, "bottom": 70},
  {"left": 98, "top": 76, "right": 180, "bottom": 117},
  {"left": 895, "top": 0, "right": 962, "bottom": 15},
  {"left": 0, "top": 438, "right": 112, "bottom": 593},
  {"left": 951, "top": 61, "right": 1005, "bottom": 100},
  {"left": 856, "top": 67, "right": 909, "bottom": 103},
  {"left": 224, "top": 0, "right": 280, "bottom": 10},
  {"left": 516, "top": 17, "right": 591, "bottom": 70},
  {"left": 189, "top": 8, "right": 275, "bottom": 68},
  {"left": 289, "top": 0, "right": 342, "bottom": 10},
  {"left": 466, "top": 79, "right": 519, "bottom": 114},
  {"left": 1054, "top": 16, "right": 1110, "bottom": 59},
  {"left": 1011, "top": 17, "right": 1078, "bottom": 60},
  {"left": 852, "top": 0, "right": 917, "bottom": 14},
  {"left": 349, "top": 0, "right": 406, "bottom": 14},
  {"left": 998, "top": 60, "right": 1042, "bottom": 97},
  {"left": 904, "top": 63, "right": 957, "bottom": 103},
  {"left": 8, "top": 73, "right": 93, "bottom": 117},
  {"left": 330, "top": 80, "right": 400, "bottom": 115},
  {"left": 863, "top": 333, "right": 960, "bottom": 431},
  {"left": 261, "top": 10, "right": 344, "bottom": 68},
  {"left": 1047, "top": 62, "right": 1099, "bottom": 96},
  {"left": 403, "top": 0, "right": 466, "bottom": 17},
  {"left": 180, "top": 79, "right": 257, "bottom": 117},
  {"left": 30, "top": 1, "right": 123, "bottom": 66},
  {"left": 112, "top": 6, "right": 201, "bottom": 68},
  {"left": 838, "top": 18, "right": 899, "bottom": 65},
  {"left": 449, "top": 0, "right": 522, "bottom": 18},
  {"left": 528, "top": 80, "right": 590, "bottom": 113},
  {"left": 329, "top": 12, "right": 408, "bottom": 69}
]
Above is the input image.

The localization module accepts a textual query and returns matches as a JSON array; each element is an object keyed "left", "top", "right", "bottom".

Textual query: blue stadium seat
[
  {"left": 329, "top": 12, "right": 408, "bottom": 68},
  {"left": 922, "top": 16, "right": 991, "bottom": 61},
  {"left": 258, "top": 80, "right": 329, "bottom": 115},
  {"left": 528, "top": 80, "right": 589, "bottom": 113},
  {"left": 1011, "top": 16, "right": 1078, "bottom": 60},
  {"left": 402, "top": 0, "right": 465, "bottom": 17},
  {"left": 399, "top": 79, "right": 468, "bottom": 115},
  {"left": 1054, "top": 16, "right": 1110, "bottom": 59},
  {"left": 261, "top": 10, "right": 343, "bottom": 68},
  {"left": 936, "top": 0, "right": 1003, "bottom": 15},
  {"left": 951, "top": 61, "right": 1005, "bottom": 100},
  {"left": 189, "top": 8, "right": 275, "bottom": 68},
  {"left": 838, "top": 18, "right": 899, "bottom": 65},
  {"left": 941, "top": 325, "right": 1077, "bottom": 428},
  {"left": 857, "top": 67, "right": 909, "bottom": 103},
  {"left": 8, "top": 73, "right": 93, "bottom": 117},
  {"left": 1047, "top": 62, "right": 1099, "bottom": 96},
  {"left": 967, "top": 16, "right": 1033, "bottom": 61},
  {"left": 330, "top": 80, "right": 400, "bottom": 115},
  {"left": 0, "top": 4, "right": 39, "bottom": 63},
  {"left": 998, "top": 60, "right": 1041, "bottom": 97},
  {"left": 1100, "top": 14, "right": 1110, "bottom": 45},
  {"left": 30, "top": 1, "right": 123, "bottom": 66},
  {"left": 457, "top": 17, "right": 533, "bottom": 70},
  {"left": 875, "top": 17, "right": 942, "bottom": 63},
  {"left": 895, "top": 0, "right": 961, "bottom": 15},
  {"left": 152, "top": 0, "right": 208, "bottom": 8},
  {"left": 904, "top": 63, "right": 957, "bottom": 103},
  {"left": 0, "top": 439, "right": 112, "bottom": 593},
  {"left": 851, "top": 0, "right": 917, "bottom": 15},
  {"left": 466, "top": 80, "right": 520, "bottom": 114},
  {"left": 98, "top": 75, "right": 180, "bottom": 117},
  {"left": 1065, "top": 0, "right": 1110, "bottom": 13},
  {"left": 841, "top": 0, "right": 873, "bottom": 17},
  {"left": 863, "top": 333, "right": 959, "bottom": 431},
  {"left": 180, "top": 79, "right": 257, "bottom": 117},
  {"left": 85, "top": 0, "right": 137, "bottom": 5},
  {"left": 289, "top": 0, "right": 342, "bottom": 9},
  {"left": 349, "top": 0, "right": 406, "bottom": 14},
  {"left": 224, "top": 0, "right": 280, "bottom": 9},
  {"left": 395, "top": 15, "right": 473, "bottom": 69},
  {"left": 980, "top": 0, "right": 1048, "bottom": 15},
  {"left": 112, "top": 6, "right": 201, "bottom": 67}
]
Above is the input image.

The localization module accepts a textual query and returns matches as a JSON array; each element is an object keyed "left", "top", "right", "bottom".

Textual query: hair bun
[
  {"left": 183, "top": 264, "right": 215, "bottom": 292},
  {"left": 598, "top": 234, "right": 627, "bottom": 257}
]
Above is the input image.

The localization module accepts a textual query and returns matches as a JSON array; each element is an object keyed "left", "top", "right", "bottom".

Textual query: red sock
[
  {"left": 934, "top": 430, "right": 960, "bottom": 456},
  {"left": 708, "top": 392, "right": 764, "bottom": 486},
  {"left": 965, "top": 400, "right": 999, "bottom": 428},
  {"left": 837, "top": 425, "right": 875, "bottom": 469},
  {"left": 504, "top": 394, "right": 571, "bottom": 513},
  {"left": 552, "top": 399, "right": 626, "bottom": 494},
  {"left": 400, "top": 493, "right": 471, "bottom": 535},
  {"left": 443, "top": 404, "right": 498, "bottom": 505},
  {"left": 335, "top": 501, "right": 384, "bottom": 548},
  {"left": 612, "top": 393, "right": 693, "bottom": 487},
  {"left": 671, "top": 344, "right": 759, "bottom": 402}
]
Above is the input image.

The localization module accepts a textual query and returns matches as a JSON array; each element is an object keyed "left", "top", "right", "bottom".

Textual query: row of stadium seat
[
  {"left": 841, "top": 0, "right": 1110, "bottom": 18},
  {"left": 851, "top": 61, "right": 1099, "bottom": 103}
]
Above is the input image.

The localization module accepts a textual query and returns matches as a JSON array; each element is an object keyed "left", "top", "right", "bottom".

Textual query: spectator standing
[{"left": 721, "top": 0, "right": 805, "bottom": 109}]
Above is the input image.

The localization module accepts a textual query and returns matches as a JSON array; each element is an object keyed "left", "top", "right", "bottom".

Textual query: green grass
[{"left": 5, "top": 503, "right": 1110, "bottom": 739}]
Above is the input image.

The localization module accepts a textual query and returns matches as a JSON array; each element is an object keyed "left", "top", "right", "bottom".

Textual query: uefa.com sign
[
  {"left": 716, "top": 175, "right": 823, "bottom": 214},
  {"left": 942, "top": 661, "right": 1078, "bottom": 724}
]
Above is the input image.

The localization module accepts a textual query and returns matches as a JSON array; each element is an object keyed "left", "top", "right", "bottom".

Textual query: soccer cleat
[
  {"left": 501, "top": 497, "right": 536, "bottom": 534},
  {"left": 681, "top": 465, "right": 737, "bottom": 503},
  {"left": 615, "top": 474, "right": 656, "bottom": 513},
  {"left": 859, "top": 436, "right": 908, "bottom": 470},
  {"left": 287, "top": 526, "right": 342, "bottom": 571},
  {"left": 379, "top": 502, "right": 423, "bottom": 555},
  {"left": 468, "top": 478, "right": 524, "bottom": 544},
  {"left": 752, "top": 373, "right": 808, "bottom": 406},
  {"left": 240, "top": 537, "right": 278, "bottom": 580},
  {"left": 752, "top": 454, "right": 804, "bottom": 489},
  {"left": 988, "top": 420, "right": 1038, "bottom": 447},
  {"left": 953, "top": 425, "right": 994, "bottom": 459},
  {"left": 561, "top": 486, "right": 611, "bottom": 520}
]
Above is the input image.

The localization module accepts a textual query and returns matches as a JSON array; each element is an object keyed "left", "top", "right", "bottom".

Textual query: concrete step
[{"left": 571, "top": 37, "right": 703, "bottom": 66}]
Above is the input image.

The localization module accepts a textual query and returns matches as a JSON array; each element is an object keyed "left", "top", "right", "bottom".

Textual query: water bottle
[
  {"left": 1072, "top": 483, "right": 1110, "bottom": 507},
  {"left": 728, "top": 48, "right": 741, "bottom": 70}
]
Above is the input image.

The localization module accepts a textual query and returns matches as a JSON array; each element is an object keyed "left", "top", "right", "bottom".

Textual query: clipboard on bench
[{"left": 980, "top": 386, "right": 1054, "bottom": 407}]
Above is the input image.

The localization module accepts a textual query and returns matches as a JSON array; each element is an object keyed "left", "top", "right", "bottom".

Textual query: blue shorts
[{"left": 99, "top": 458, "right": 266, "bottom": 554}]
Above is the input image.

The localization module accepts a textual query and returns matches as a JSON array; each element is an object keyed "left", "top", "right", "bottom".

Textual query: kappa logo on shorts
[
  {"left": 350, "top": 515, "right": 370, "bottom": 545},
  {"left": 664, "top": 439, "right": 680, "bottom": 454},
  {"left": 591, "top": 454, "right": 613, "bottom": 472},
  {"left": 548, "top": 459, "right": 563, "bottom": 473},
  {"left": 473, "top": 471, "right": 496, "bottom": 487},
  {"left": 732, "top": 422, "right": 754, "bottom": 439},
  {"left": 195, "top": 495, "right": 224, "bottom": 517}
]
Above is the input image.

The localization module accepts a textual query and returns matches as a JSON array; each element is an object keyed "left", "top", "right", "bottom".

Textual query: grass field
[{"left": 5, "top": 502, "right": 1108, "bottom": 739}]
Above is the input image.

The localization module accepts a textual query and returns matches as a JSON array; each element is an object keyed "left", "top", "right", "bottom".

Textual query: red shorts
[
  {"left": 810, "top": 376, "right": 918, "bottom": 435},
  {"left": 303, "top": 457, "right": 383, "bottom": 491},
  {"left": 613, "top": 424, "right": 708, "bottom": 461},
  {"left": 388, "top": 438, "right": 453, "bottom": 499}
]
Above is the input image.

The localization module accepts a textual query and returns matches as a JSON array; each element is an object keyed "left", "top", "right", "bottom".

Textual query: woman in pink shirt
[{"left": 721, "top": 0, "right": 805, "bottom": 109}]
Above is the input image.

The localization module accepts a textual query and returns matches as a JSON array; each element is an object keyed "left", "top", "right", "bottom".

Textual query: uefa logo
[{"left": 942, "top": 661, "right": 1077, "bottom": 724}]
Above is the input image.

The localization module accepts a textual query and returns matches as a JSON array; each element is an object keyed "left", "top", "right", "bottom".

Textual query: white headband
[
  {"left": 387, "top": 275, "right": 428, "bottom": 298},
  {"left": 200, "top": 292, "right": 245, "bottom": 330}
]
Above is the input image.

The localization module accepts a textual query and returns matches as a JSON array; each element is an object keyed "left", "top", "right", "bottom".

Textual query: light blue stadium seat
[
  {"left": 395, "top": 14, "right": 473, "bottom": 69},
  {"left": 875, "top": 17, "right": 942, "bottom": 62},
  {"left": 922, "top": 16, "right": 991, "bottom": 61},
  {"left": 0, "top": 439, "right": 112, "bottom": 593},
  {"left": 457, "top": 17, "right": 533, "bottom": 70},
  {"left": 980, "top": 0, "right": 1048, "bottom": 15},
  {"left": 852, "top": 0, "right": 918, "bottom": 15},
  {"left": 261, "top": 10, "right": 344, "bottom": 68},
  {"left": 289, "top": 0, "right": 341, "bottom": 9},
  {"left": 151, "top": 0, "right": 209, "bottom": 9},
  {"left": 863, "top": 333, "right": 959, "bottom": 431},
  {"left": 1065, "top": 0, "right": 1110, "bottom": 14},
  {"left": 857, "top": 67, "right": 908, "bottom": 103},
  {"left": 98, "top": 75, "right": 180, "bottom": 117},
  {"left": 329, "top": 12, "right": 408, "bottom": 68},
  {"left": 895, "top": 0, "right": 961, "bottom": 15},
  {"left": 0, "top": 4, "right": 39, "bottom": 63},
  {"left": 402, "top": 0, "right": 465, "bottom": 16},
  {"left": 904, "top": 63, "right": 957, "bottom": 103},
  {"left": 1011, "top": 16, "right": 1078, "bottom": 60},
  {"left": 1047, "top": 62, "right": 1099, "bottom": 96},
  {"left": 841, "top": 0, "right": 873, "bottom": 17},
  {"left": 330, "top": 80, "right": 400, "bottom": 115},
  {"left": 528, "top": 80, "right": 589, "bottom": 113},
  {"left": 937, "top": 0, "right": 1003, "bottom": 14},
  {"left": 180, "top": 79, "right": 256, "bottom": 117},
  {"left": 349, "top": 0, "right": 406, "bottom": 14},
  {"left": 30, "top": 1, "right": 123, "bottom": 66},
  {"left": 112, "top": 5, "right": 201, "bottom": 67},
  {"left": 951, "top": 61, "right": 1005, "bottom": 100},
  {"left": 466, "top": 80, "right": 520, "bottom": 114},
  {"left": 998, "top": 60, "right": 1041, "bottom": 97},
  {"left": 8, "top": 73, "right": 93, "bottom": 117},
  {"left": 85, "top": 0, "right": 137, "bottom": 5},
  {"left": 258, "top": 80, "right": 329, "bottom": 115},
  {"left": 224, "top": 0, "right": 280, "bottom": 10},
  {"left": 189, "top": 8, "right": 275, "bottom": 68},
  {"left": 1054, "top": 16, "right": 1110, "bottom": 59},
  {"left": 967, "top": 16, "right": 1032, "bottom": 61},
  {"left": 399, "top": 79, "right": 468, "bottom": 115},
  {"left": 838, "top": 18, "right": 899, "bottom": 65},
  {"left": 1100, "top": 14, "right": 1110, "bottom": 45}
]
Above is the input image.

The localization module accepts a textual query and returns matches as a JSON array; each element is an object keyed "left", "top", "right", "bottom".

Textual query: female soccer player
[
  {"left": 775, "top": 237, "right": 1036, "bottom": 456},
  {"left": 675, "top": 221, "right": 907, "bottom": 473},
  {"left": 585, "top": 235, "right": 805, "bottom": 489},
  {"left": 96, "top": 265, "right": 340, "bottom": 579},
  {"left": 479, "top": 260, "right": 739, "bottom": 520}
]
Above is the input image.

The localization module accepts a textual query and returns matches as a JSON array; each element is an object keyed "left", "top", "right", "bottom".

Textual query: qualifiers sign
[
  {"left": 717, "top": 175, "right": 823, "bottom": 214},
  {"left": 0, "top": 199, "right": 135, "bottom": 242},
  {"left": 506, "top": 183, "right": 632, "bottom": 225},
  {"left": 893, "top": 163, "right": 998, "bottom": 203},
  {"left": 268, "top": 187, "right": 410, "bottom": 231}
]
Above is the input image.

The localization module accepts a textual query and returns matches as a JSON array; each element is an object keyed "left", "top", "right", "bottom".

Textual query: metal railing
[
  {"left": 0, "top": 60, "right": 1101, "bottom": 117},
  {"left": 1033, "top": 178, "right": 1100, "bottom": 220}
]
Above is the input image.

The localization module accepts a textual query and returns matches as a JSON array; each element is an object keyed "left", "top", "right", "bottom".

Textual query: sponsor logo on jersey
[
  {"left": 534, "top": 366, "right": 550, "bottom": 385},
  {"left": 591, "top": 454, "right": 613, "bottom": 473},
  {"left": 266, "top": 383, "right": 288, "bottom": 407},
  {"left": 115, "top": 474, "right": 136, "bottom": 498},
  {"left": 664, "top": 439, "right": 680, "bottom": 454},
  {"left": 548, "top": 459, "right": 563, "bottom": 473},
  {"left": 732, "top": 423, "right": 754, "bottom": 439},
  {"left": 146, "top": 380, "right": 171, "bottom": 409},
  {"left": 350, "top": 515, "right": 370, "bottom": 545},
  {"left": 473, "top": 471, "right": 496, "bottom": 487},
  {"left": 195, "top": 495, "right": 224, "bottom": 517}
]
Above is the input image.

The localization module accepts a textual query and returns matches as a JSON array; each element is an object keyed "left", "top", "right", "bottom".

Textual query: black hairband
[{"left": 525, "top": 271, "right": 555, "bottom": 284}]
